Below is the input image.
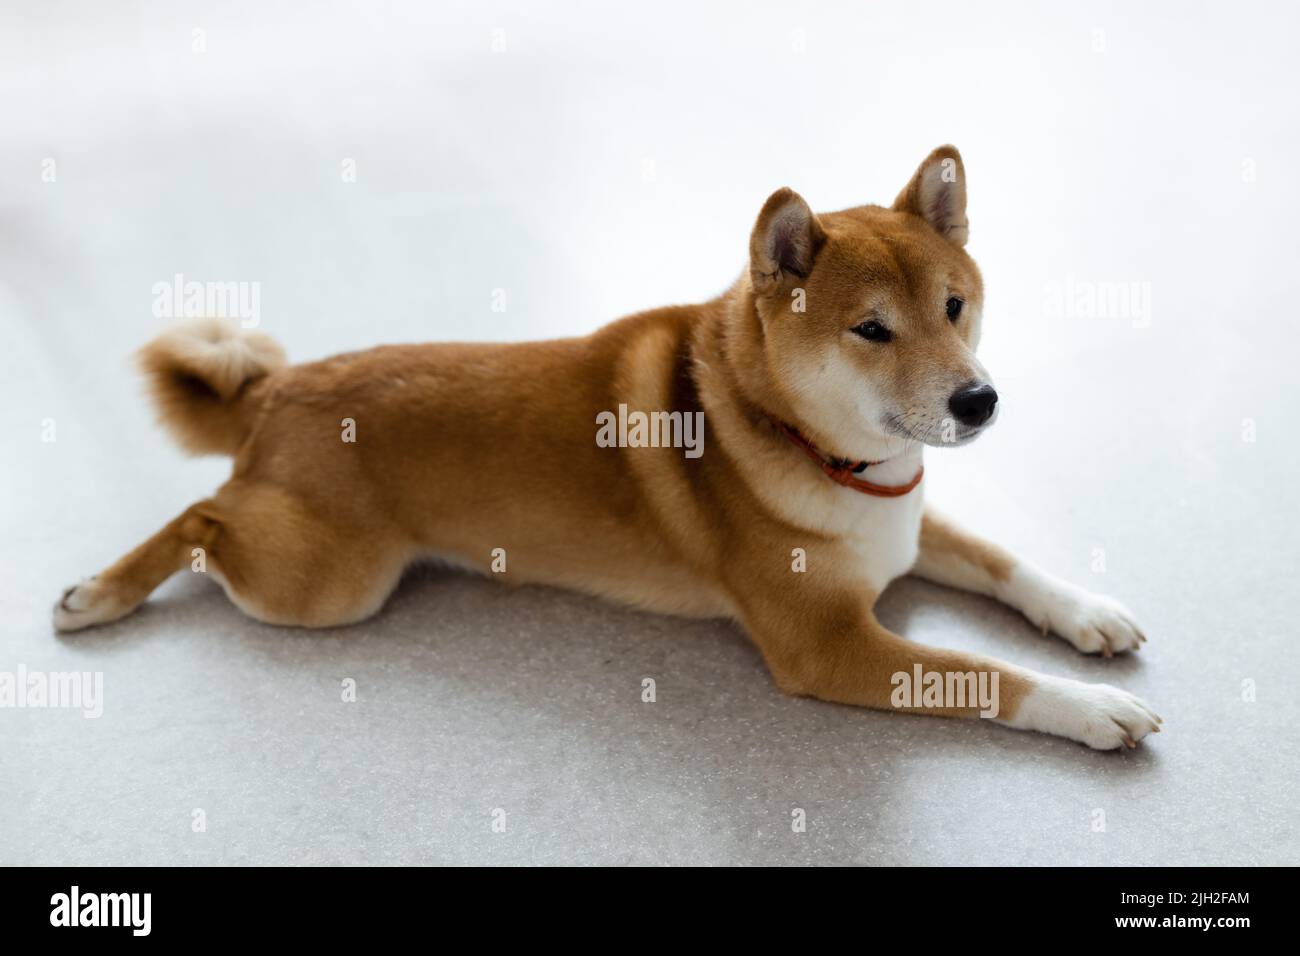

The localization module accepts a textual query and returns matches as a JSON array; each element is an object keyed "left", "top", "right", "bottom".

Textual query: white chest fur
[
  {"left": 752, "top": 448, "right": 927, "bottom": 594},
  {"left": 838, "top": 484, "right": 925, "bottom": 592}
]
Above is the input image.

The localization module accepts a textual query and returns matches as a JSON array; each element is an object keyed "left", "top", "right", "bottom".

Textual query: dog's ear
[
  {"left": 892, "top": 145, "right": 969, "bottom": 246},
  {"left": 749, "top": 187, "right": 826, "bottom": 295}
]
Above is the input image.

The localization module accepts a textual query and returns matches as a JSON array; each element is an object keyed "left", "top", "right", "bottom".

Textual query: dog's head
[{"left": 747, "top": 145, "right": 994, "bottom": 458}]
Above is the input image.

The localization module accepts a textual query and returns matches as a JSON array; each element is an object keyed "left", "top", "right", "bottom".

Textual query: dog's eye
[
  {"left": 945, "top": 297, "right": 964, "bottom": 321},
  {"left": 851, "top": 320, "right": 892, "bottom": 343}
]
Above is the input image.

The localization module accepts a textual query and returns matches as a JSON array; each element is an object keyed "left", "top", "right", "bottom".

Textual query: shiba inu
[{"left": 55, "top": 145, "right": 1160, "bottom": 750}]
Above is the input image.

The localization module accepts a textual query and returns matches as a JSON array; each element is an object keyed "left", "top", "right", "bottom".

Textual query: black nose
[{"left": 948, "top": 383, "right": 998, "bottom": 427}]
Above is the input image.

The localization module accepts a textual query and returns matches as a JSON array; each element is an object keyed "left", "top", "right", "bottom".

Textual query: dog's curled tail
[{"left": 137, "top": 318, "right": 287, "bottom": 456}]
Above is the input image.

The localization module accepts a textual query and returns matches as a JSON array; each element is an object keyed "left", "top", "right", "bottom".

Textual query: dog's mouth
[
  {"left": 937, "top": 424, "right": 989, "bottom": 447},
  {"left": 881, "top": 408, "right": 997, "bottom": 448}
]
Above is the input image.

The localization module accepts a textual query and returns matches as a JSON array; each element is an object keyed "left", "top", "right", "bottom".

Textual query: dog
[{"left": 54, "top": 145, "right": 1160, "bottom": 750}]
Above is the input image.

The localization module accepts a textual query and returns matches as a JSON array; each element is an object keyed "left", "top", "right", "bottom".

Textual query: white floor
[{"left": 2, "top": 1, "right": 1298, "bottom": 865}]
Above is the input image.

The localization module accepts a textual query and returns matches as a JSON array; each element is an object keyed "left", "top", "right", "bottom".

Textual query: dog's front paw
[
  {"left": 1011, "top": 572, "right": 1146, "bottom": 656},
  {"left": 1047, "top": 589, "right": 1146, "bottom": 657},
  {"left": 1001, "top": 675, "right": 1162, "bottom": 750}
]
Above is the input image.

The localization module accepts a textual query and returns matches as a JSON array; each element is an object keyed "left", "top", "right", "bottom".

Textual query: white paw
[
  {"left": 1001, "top": 674, "right": 1162, "bottom": 750},
  {"left": 53, "top": 578, "right": 124, "bottom": 632},
  {"left": 1006, "top": 568, "right": 1146, "bottom": 656}
]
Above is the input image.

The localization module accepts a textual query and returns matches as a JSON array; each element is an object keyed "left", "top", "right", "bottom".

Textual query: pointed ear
[
  {"left": 749, "top": 187, "right": 826, "bottom": 294},
  {"left": 892, "top": 145, "right": 969, "bottom": 246}
]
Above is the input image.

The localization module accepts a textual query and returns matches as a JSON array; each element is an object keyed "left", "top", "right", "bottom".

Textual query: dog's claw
[{"left": 1035, "top": 589, "right": 1146, "bottom": 656}]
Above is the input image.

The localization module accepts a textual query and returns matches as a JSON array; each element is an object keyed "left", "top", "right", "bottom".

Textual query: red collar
[{"left": 771, "top": 418, "right": 924, "bottom": 498}]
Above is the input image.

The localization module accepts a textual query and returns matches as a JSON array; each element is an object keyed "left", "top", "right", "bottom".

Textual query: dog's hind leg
[
  {"left": 192, "top": 482, "right": 412, "bottom": 628},
  {"left": 54, "top": 503, "right": 222, "bottom": 632},
  {"left": 55, "top": 482, "right": 412, "bottom": 632}
]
